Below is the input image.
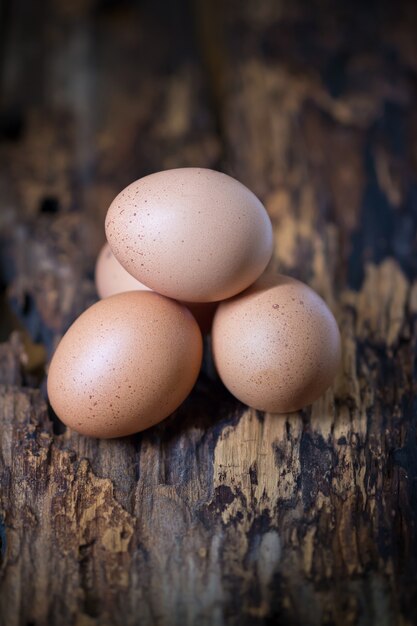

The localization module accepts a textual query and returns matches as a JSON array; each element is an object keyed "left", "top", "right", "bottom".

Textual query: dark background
[{"left": 1, "top": 1, "right": 417, "bottom": 625}]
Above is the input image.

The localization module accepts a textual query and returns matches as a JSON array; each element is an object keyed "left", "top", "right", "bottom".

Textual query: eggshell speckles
[
  {"left": 95, "top": 243, "right": 217, "bottom": 334},
  {"left": 47, "top": 291, "right": 203, "bottom": 438},
  {"left": 212, "top": 274, "right": 341, "bottom": 413},
  {"left": 95, "top": 242, "right": 151, "bottom": 298},
  {"left": 105, "top": 168, "right": 273, "bottom": 302}
]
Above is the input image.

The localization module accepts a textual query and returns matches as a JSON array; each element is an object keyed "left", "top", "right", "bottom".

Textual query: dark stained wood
[
  {"left": 195, "top": 2, "right": 417, "bottom": 624},
  {"left": 1, "top": 0, "right": 417, "bottom": 625}
]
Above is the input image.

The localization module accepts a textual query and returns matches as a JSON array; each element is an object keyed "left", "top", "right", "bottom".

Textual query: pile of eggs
[{"left": 47, "top": 168, "right": 341, "bottom": 438}]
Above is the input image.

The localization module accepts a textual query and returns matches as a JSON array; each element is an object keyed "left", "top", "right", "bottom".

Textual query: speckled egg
[
  {"left": 105, "top": 168, "right": 273, "bottom": 302},
  {"left": 94, "top": 243, "right": 217, "bottom": 334},
  {"left": 212, "top": 274, "right": 341, "bottom": 413},
  {"left": 47, "top": 291, "right": 203, "bottom": 438},
  {"left": 95, "top": 242, "right": 151, "bottom": 298}
]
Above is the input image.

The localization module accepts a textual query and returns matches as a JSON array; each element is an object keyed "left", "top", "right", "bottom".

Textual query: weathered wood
[
  {"left": 194, "top": 2, "right": 417, "bottom": 624},
  {"left": 1, "top": 0, "right": 417, "bottom": 625}
]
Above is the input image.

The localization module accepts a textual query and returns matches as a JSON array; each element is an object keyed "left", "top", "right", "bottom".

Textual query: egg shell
[
  {"left": 95, "top": 242, "right": 151, "bottom": 298},
  {"left": 95, "top": 243, "right": 217, "bottom": 334},
  {"left": 212, "top": 274, "right": 341, "bottom": 413},
  {"left": 105, "top": 168, "right": 273, "bottom": 302},
  {"left": 47, "top": 291, "right": 203, "bottom": 438}
]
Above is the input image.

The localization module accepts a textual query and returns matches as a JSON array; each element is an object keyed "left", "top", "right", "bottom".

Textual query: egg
[
  {"left": 95, "top": 242, "right": 151, "bottom": 298},
  {"left": 47, "top": 291, "right": 203, "bottom": 438},
  {"left": 95, "top": 243, "right": 217, "bottom": 334},
  {"left": 105, "top": 168, "right": 273, "bottom": 302},
  {"left": 212, "top": 274, "right": 341, "bottom": 413}
]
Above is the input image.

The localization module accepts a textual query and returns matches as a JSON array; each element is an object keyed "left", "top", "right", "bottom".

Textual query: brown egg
[
  {"left": 95, "top": 242, "right": 151, "bottom": 298},
  {"left": 105, "top": 168, "right": 273, "bottom": 302},
  {"left": 47, "top": 291, "right": 203, "bottom": 438},
  {"left": 212, "top": 274, "right": 341, "bottom": 413},
  {"left": 94, "top": 243, "right": 217, "bottom": 334}
]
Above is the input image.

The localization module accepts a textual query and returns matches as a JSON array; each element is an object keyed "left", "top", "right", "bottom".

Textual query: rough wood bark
[{"left": 1, "top": 0, "right": 417, "bottom": 625}]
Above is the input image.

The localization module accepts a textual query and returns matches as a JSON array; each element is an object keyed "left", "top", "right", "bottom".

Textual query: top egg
[{"left": 105, "top": 168, "right": 273, "bottom": 302}]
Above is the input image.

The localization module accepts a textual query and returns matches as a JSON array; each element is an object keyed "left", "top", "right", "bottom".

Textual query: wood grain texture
[{"left": 1, "top": 0, "right": 417, "bottom": 625}]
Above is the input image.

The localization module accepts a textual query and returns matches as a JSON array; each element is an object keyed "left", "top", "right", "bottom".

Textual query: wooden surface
[{"left": 1, "top": 0, "right": 417, "bottom": 624}]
